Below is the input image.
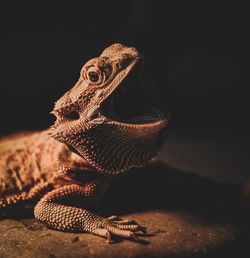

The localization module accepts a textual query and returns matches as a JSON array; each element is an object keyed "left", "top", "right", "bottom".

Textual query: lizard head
[{"left": 50, "top": 43, "right": 170, "bottom": 176}]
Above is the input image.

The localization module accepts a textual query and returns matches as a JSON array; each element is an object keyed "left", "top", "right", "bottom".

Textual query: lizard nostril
[{"left": 64, "top": 111, "right": 80, "bottom": 120}]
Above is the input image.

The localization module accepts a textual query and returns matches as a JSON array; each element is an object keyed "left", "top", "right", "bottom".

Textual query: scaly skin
[{"left": 0, "top": 43, "right": 169, "bottom": 243}]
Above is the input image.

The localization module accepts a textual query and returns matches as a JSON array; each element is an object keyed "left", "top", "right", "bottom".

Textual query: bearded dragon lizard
[{"left": 0, "top": 43, "right": 169, "bottom": 243}]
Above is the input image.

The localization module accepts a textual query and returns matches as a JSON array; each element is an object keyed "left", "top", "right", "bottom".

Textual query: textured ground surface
[
  {"left": 0, "top": 209, "right": 248, "bottom": 258},
  {"left": 0, "top": 133, "right": 249, "bottom": 258}
]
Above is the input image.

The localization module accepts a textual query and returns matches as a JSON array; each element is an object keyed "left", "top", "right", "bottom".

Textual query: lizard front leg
[{"left": 34, "top": 184, "right": 146, "bottom": 243}]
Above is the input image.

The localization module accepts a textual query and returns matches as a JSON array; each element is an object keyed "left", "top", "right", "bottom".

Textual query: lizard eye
[
  {"left": 84, "top": 66, "right": 104, "bottom": 85},
  {"left": 88, "top": 72, "right": 99, "bottom": 82}
]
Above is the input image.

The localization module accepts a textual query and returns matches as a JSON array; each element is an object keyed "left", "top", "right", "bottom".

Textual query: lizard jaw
[{"left": 49, "top": 74, "right": 169, "bottom": 176}]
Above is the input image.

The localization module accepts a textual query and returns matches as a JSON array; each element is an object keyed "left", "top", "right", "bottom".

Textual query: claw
[
  {"left": 106, "top": 231, "right": 112, "bottom": 244},
  {"left": 138, "top": 226, "right": 147, "bottom": 234},
  {"left": 130, "top": 232, "right": 139, "bottom": 241}
]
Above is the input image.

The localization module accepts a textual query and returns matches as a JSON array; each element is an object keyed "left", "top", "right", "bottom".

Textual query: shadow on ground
[
  {"left": 97, "top": 162, "right": 250, "bottom": 257},
  {"left": 99, "top": 162, "right": 245, "bottom": 218}
]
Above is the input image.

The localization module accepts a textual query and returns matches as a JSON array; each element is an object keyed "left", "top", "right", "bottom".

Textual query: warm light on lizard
[{"left": 0, "top": 43, "right": 169, "bottom": 243}]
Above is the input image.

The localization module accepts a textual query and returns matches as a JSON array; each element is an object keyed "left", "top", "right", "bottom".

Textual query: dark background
[
  {"left": 1, "top": 1, "right": 249, "bottom": 135},
  {"left": 0, "top": 1, "right": 249, "bottom": 183}
]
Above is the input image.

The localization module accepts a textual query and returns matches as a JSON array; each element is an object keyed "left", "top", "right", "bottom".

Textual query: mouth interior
[{"left": 102, "top": 70, "right": 166, "bottom": 124}]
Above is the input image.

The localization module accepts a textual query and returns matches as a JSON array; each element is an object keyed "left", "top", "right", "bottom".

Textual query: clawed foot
[{"left": 94, "top": 215, "right": 147, "bottom": 243}]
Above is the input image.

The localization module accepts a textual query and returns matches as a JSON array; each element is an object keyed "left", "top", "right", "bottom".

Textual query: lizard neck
[{"left": 45, "top": 131, "right": 112, "bottom": 179}]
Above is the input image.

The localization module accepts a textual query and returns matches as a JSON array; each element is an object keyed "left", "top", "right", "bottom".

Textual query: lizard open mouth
[{"left": 102, "top": 70, "right": 167, "bottom": 124}]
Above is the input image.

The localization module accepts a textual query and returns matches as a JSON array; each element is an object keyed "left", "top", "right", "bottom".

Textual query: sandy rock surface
[{"left": 0, "top": 163, "right": 249, "bottom": 258}]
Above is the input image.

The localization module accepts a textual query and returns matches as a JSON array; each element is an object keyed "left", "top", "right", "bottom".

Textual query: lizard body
[{"left": 0, "top": 44, "right": 169, "bottom": 242}]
